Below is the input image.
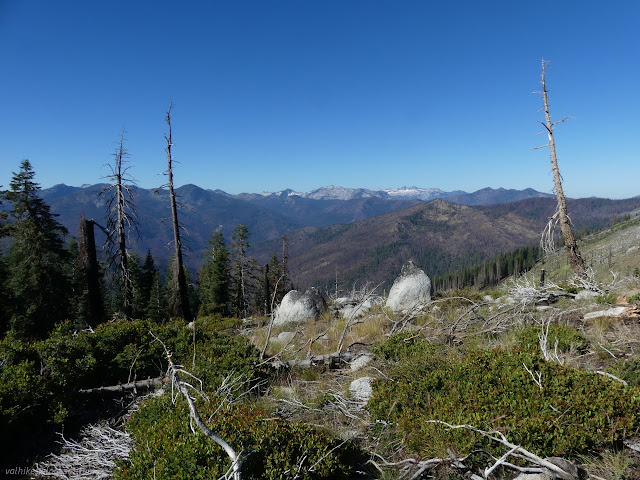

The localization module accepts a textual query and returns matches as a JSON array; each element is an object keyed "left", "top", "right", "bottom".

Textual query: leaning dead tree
[
  {"left": 100, "top": 131, "right": 138, "bottom": 318},
  {"left": 163, "top": 103, "right": 193, "bottom": 323},
  {"left": 536, "top": 59, "right": 587, "bottom": 278}
]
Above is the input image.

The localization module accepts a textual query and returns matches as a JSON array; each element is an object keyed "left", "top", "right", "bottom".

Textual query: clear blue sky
[{"left": 1, "top": 1, "right": 638, "bottom": 199}]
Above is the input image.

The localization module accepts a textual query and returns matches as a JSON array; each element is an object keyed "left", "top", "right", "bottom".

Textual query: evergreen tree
[
  {"left": 128, "top": 251, "right": 143, "bottom": 318},
  {"left": 2, "top": 160, "right": 71, "bottom": 337},
  {"left": 0, "top": 255, "right": 10, "bottom": 336},
  {"left": 230, "top": 225, "right": 254, "bottom": 318},
  {"left": 135, "top": 250, "right": 156, "bottom": 316},
  {"left": 146, "top": 269, "right": 166, "bottom": 323},
  {"left": 199, "top": 231, "right": 230, "bottom": 317},
  {"left": 254, "top": 254, "right": 283, "bottom": 316}
]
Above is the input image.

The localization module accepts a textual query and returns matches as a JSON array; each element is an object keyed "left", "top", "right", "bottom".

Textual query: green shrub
[
  {"left": 115, "top": 393, "right": 361, "bottom": 480},
  {"left": 372, "top": 331, "right": 452, "bottom": 363},
  {"left": 515, "top": 324, "right": 590, "bottom": 355},
  {"left": 628, "top": 293, "right": 640, "bottom": 304},
  {"left": 596, "top": 293, "right": 618, "bottom": 305},
  {"left": 607, "top": 357, "right": 640, "bottom": 388},
  {"left": 367, "top": 335, "right": 640, "bottom": 459},
  {"left": 0, "top": 317, "right": 264, "bottom": 468}
]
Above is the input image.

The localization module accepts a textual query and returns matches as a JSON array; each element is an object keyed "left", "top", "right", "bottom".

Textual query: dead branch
[
  {"left": 426, "top": 420, "right": 578, "bottom": 479},
  {"left": 33, "top": 423, "right": 133, "bottom": 479},
  {"left": 150, "top": 331, "right": 244, "bottom": 480}
]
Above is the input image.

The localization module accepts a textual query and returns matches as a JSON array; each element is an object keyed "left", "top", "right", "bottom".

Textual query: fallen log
[
  {"left": 77, "top": 376, "right": 168, "bottom": 395},
  {"left": 271, "top": 351, "right": 361, "bottom": 369}
]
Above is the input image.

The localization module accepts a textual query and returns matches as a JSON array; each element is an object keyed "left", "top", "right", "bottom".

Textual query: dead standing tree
[
  {"left": 162, "top": 103, "right": 193, "bottom": 323},
  {"left": 535, "top": 59, "right": 587, "bottom": 278},
  {"left": 100, "top": 132, "right": 138, "bottom": 318}
]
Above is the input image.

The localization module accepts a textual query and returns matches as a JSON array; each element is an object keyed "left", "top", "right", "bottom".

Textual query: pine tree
[
  {"left": 146, "top": 270, "right": 166, "bottom": 323},
  {"left": 199, "top": 231, "right": 231, "bottom": 317},
  {"left": 0, "top": 255, "right": 10, "bottom": 336},
  {"left": 135, "top": 250, "right": 156, "bottom": 317},
  {"left": 2, "top": 160, "right": 71, "bottom": 337},
  {"left": 230, "top": 225, "right": 254, "bottom": 318}
]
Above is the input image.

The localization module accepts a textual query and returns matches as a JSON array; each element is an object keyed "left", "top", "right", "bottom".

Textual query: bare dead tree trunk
[
  {"left": 77, "top": 217, "right": 105, "bottom": 326},
  {"left": 164, "top": 103, "right": 193, "bottom": 323},
  {"left": 101, "top": 132, "right": 137, "bottom": 318},
  {"left": 538, "top": 59, "right": 587, "bottom": 278}
]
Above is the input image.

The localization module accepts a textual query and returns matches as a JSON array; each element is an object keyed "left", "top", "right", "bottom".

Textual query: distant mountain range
[
  {"left": 35, "top": 183, "right": 640, "bottom": 288},
  {"left": 241, "top": 185, "right": 553, "bottom": 204}
]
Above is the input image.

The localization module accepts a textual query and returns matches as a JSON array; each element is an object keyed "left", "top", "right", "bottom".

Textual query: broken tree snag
[
  {"left": 538, "top": 59, "right": 587, "bottom": 278},
  {"left": 77, "top": 217, "right": 106, "bottom": 326}
]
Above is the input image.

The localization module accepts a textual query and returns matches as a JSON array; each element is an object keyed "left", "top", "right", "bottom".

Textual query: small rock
[
  {"left": 269, "top": 331, "right": 295, "bottom": 344},
  {"left": 349, "top": 377, "right": 373, "bottom": 403},
  {"left": 350, "top": 354, "right": 374, "bottom": 372}
]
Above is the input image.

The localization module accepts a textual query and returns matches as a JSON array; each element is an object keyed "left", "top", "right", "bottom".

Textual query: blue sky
[{"left": 1, "top": 1, "right": 638, "bottom": 199}]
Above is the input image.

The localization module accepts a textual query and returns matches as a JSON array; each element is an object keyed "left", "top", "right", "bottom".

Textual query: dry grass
[{"left": 579, "top": 448, "right": 637, "bottom": 480}]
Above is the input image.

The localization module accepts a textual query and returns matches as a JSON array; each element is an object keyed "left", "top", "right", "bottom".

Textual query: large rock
[
  {"left": 385, "top": 261, "right": 431, "bottom": 312},
  {"left": 273, "top": 287, "right": 327, "bottom": 326}
]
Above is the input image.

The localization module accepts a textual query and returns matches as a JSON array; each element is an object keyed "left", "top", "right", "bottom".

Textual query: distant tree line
[{"left": 433, "top": 244, "right": 540, "bottom": 292}]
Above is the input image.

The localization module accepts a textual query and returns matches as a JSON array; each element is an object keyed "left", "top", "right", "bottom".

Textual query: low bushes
[
  {"left": 0, "top": 316, "right": 258, "bottom": 468},
  {"left": 115, "top": 394, "right": 361, "bottom": 480},
  {"left": 367, "top": 333, "right": 640, "bottom": 459},
  {"left": 515, "top": 323, "right": 590, "bottom": 355}
]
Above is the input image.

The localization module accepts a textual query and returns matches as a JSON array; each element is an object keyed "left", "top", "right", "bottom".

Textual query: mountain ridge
[{"left": 34, "top": 183, "right": 640, "bottom": 287}]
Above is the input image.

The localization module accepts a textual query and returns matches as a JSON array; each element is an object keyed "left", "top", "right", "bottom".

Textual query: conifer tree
[
  {"left": 136, "top": 250, "right": 157, "bottom": 315},
  {"left": 2, "top": 160, "right": 70, "bottom": 337},
  {"left": 230, "top": 225, "right": 253, "bottom": 317},
  {"left": 199, "top": 231, "right": 231, "bottom": 317},
  {"left": 146, "top": 269, "right": 166, "bottom": 323},
  {"left": 0, "top": 193, "right": 7, "bottom": 334},
  {"left": 0, "top": 255, "right": 10, "bottom": 335}
]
